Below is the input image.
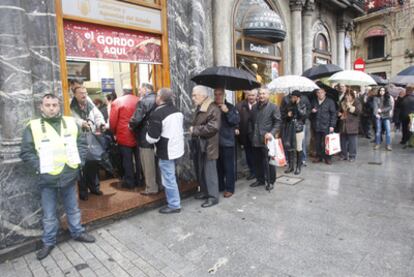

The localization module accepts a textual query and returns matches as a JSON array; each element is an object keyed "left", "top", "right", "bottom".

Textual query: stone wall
[
  {"left": 0, "top": 0, "right": 62, "bottom": 250},
  {"left": 167, "top": 0, "right": 214, "bottom": 181}
]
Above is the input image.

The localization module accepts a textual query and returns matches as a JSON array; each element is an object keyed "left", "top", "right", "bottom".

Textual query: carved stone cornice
[{"left": 290, "top": 0, "right": 303, "bottom": 12}]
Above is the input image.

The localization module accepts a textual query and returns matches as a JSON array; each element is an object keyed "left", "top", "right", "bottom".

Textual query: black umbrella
[
  {"left": 302, "top": 64, "right": 343, "bottom": 80},
  {"left": 390, "top": 65, "right": 414, "bottom": 85},
  {"left": 315, "top": 81, "right": 339, "bottom": 103},
  {"left": 191, "top": 66, "right": 261, "bottom": 91},
  {"left": 369, "top": 74, "right": 388, "bottom": 86}
]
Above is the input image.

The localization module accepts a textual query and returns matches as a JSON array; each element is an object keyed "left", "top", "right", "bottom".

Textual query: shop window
[{"left": 367, "top": 36, "right": 385, "bottom": 60}]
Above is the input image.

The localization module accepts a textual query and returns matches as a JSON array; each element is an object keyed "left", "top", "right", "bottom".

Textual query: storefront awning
[{"left": 242, "top": 5, "right": 286, "bottom": 43}]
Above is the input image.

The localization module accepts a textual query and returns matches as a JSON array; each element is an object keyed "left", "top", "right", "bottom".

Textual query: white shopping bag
[
  {"left": 267, "top": 136, "right": 287, "bottom": 167},
  {"left": 325, "top": 133, "right": 341, "bottom": 155}
]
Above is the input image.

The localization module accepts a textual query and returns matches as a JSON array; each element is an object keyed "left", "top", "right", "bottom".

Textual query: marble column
[
  {"left": 167, "top": 0, "right": 213, "bottom": 181},
  {"left": 302, "top": 2, "right": 314, "bottom": 71},
  {"left": 0, "top": 1, "right": 61, "bottom": 162},
  {"left": 290, "top": 1, "right": 303, "bottom": 75},
  {"left": 0, "top": 0, "right": 61, "bottom": 250},
  {"left": 337, "top": 20, "right": 346, "bottom": 69}
]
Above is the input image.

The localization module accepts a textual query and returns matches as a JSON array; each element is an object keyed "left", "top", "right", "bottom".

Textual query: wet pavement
[{"left": 1, "top": 134, "right": 414, "bottom": 276}]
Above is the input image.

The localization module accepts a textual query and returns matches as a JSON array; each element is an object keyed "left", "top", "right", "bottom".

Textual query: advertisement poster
[
  {"left": 64, "top": 20, "right": 162, "bottom": 64},
  {"left": 101, "top": 78, "right": 115, "bottom": 94}
]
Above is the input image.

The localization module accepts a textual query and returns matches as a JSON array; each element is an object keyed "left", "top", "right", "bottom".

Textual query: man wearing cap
[{"left": 110, "top": 84, "right": 140, "bottom": 188}]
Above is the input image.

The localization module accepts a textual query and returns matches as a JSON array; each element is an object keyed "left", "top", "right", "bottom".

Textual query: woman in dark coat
[
  {"left": 281, "top": 90, "right": 307, "bottom": 175},
  {"left": 339, "top": 90, "right": 362, "bottom": 162}
]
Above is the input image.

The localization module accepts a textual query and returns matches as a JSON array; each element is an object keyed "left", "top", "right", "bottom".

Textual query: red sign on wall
[
  {"left": 64, "top": 20, "right": 162, "bottom": 64},
  {"left": 354, "top": 58, "right": 366, "bottom": 72}
]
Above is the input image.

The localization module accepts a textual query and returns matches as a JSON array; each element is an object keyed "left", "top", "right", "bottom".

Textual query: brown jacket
[
  {"left": 192, "top": 97, "right": 221, "bottom": 160},
  {"left": 339, "top": 98, "right": 362, "bottom": 135}
]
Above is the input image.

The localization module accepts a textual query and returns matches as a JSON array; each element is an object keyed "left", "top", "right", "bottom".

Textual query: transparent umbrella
[{"left": 267, "top": 75, "right": 319, "bottom": 94}]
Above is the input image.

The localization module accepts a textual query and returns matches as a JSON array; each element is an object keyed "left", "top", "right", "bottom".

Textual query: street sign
[{"left": 354, "top": 58, "right": 365, "bottom": 72}]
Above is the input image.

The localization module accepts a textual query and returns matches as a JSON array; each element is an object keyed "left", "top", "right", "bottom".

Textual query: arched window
[
  {"left": 314, "top": 33, "right": 328, "bottom": 52},
  {"left": 233, "top": 0, "right": 284, "bottom": 86}
]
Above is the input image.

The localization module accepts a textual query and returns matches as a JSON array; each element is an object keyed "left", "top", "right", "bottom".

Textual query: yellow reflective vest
[{"left": 30, "top": 116, "right": 80, "bottom": 175}]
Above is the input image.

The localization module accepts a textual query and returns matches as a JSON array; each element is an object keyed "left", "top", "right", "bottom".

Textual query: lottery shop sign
[{"left": 64, "top": 20, "right": 161, "bottom": 64}]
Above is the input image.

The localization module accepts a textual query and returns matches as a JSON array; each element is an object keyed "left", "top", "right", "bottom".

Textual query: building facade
[
  {"left": 352, "top": 0, "right": 414, "bottom": 79},
  {"left": 0, "top": 0, "right": 363, "bottom": 256}
]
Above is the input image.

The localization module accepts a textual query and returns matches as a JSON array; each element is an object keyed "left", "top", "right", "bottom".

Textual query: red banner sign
[{"left": 64, "top": 20, "right": 161, "bottom": 64}]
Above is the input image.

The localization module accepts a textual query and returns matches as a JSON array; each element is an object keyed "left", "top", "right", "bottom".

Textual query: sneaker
[
  {"left": 349, "top": 158, "right": 355, "bottom": 162},
  {"left": 373, "top": 144, "right": 380, "bottom": 150},
  {"left": 159, "top": 207, "right": 181, "bottom": 214},
  {"left": 36, "top": 245, "right": 54, "bottom": 260},
  {"left": 386, "top": 145, "right": 392, "bottom": 151},
  {"left": 74, "top": 233, "right": 96, "bottom": 243}
]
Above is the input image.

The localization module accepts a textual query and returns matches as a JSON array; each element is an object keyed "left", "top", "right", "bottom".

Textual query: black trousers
[
  {"left": 253, "top": 147, "right": 275, "bottom": 184},
  {"left": 217, "top": 146, "right": 236, "bottom": 193},
  {"left": 360, "top": 115, "right": 372, "bottom": 138},
  {"left": 244, "top": 144, "right": 255, "bottom": 176},
  {"left": 401, "top": 118, "right": 410, "bottom": 144},
  {"left": 315, "top": 131, "right": 330, "bottom": 161},
  {"left": 79, "top": 161, "right": 100, "bottom": 197},
  {"left": 119, "top": 145, "right": 141, "bottom": 187}
]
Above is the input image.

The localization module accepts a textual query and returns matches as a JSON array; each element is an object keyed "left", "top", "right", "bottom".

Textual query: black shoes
[
  {"left": 159, "top": 207, "right": 181, "bottom": 214},
  {"left": 90, "top": 189, "right": 103, "bottom": 196},
  {"left": 194, "top": 192, "right": 209, "bottom": 200},
  {"left": 294, "top": 151, "right": 302, "bottom": 175},
  {"left": 36, "top": 245, "right": 54, "bottom": 260},
  {"left": 246, "top": 174, "right": 256, "bottom": 180},
  {"left": 249, "top": 181, "right": 264, "bottom": 187},
  {"left": 201, "top": 198, "right": 218, "bottom": 208},
  {"left": 74, "top": 233, "right": 96, "bottom": 243}
]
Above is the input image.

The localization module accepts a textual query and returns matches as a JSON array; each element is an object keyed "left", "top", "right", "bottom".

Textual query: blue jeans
[
  {"left": 340, "top": 134, "right": 358, "bottom": 159},
  {"left": 375, "top": 118, "right": 391, "bottom": 145},
  {"left": 158, "top": 159, "right": 181, "bottom": 209},
  {"left": 41, "top": 184, "right": 84, "bottom": 246}
]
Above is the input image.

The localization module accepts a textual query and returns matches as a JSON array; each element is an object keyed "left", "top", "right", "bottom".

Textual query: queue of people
[{"left": 18, "top": 78, "right": 414, "bottom": 261}]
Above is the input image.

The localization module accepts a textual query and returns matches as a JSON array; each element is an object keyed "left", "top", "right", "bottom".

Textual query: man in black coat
[
  {"left": 311, "top": 88, "right": 337, "bottom": 164},
  {"left": 215, "top": 88, "right": 240, "bottom": 198},
  {"left": 248, "top": 87, "right": 281, "bottom": 189},
  {"left": 129, "top": 83, "right": 159, "bottom": 195},
  {"left": 400, "top": 84, "right": 414, "bottom": 145},
  {"left": 235, "top": 89, "right": 257, "bottom": 180}
]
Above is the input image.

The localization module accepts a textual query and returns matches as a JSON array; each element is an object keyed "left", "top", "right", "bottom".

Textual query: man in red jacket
[{"left": 110, "top": 85, "right": 140, "bottom": 189}]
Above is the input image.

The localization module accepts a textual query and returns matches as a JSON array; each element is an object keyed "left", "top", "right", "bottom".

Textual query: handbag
[
  {"left": 84, "top": 132, "right": 106, "bottom": 161},
  {"left": 325, "top": 133, "right": 341, "bottom": 155}
]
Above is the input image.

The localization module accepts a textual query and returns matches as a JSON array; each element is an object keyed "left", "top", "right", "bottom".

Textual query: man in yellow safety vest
[{"left": 20, "top": 94, "right": 96, "bottom": 260}]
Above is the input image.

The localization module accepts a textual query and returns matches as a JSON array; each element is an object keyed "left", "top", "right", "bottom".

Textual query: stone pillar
[
  {"left": 213, "top": 0, "right": 235, "bottom": 66},
  {"left": 302, "top": 2, "right": 314, "bottom": 71},
  {"left": 0, "top": 1, "right": 61, "bottom": 162},
  {"left": 337, "top": 20, "right": 346, "bottom": 69},
  {"left": 0, "top": 4, "right": 34, "bottom": 161},
  {"left": 345, "top": 49, "right": 352, "bottom": 70},
  {"left": 0, "top": 0, "right": 62, "bottom": 251},
  {"left": 290, "top": 1, "right": 303, "bottom": 75}
]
